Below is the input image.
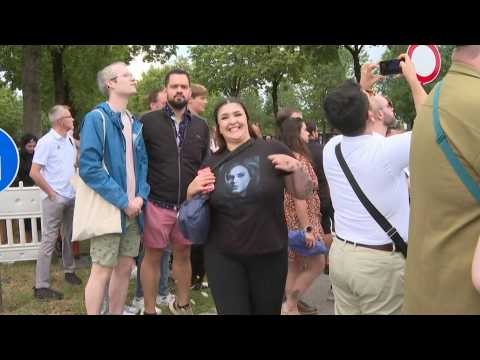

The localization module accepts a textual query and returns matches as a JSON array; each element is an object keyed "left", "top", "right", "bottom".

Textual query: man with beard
[{"left": 140, "top": 69, "right": 210, "bottom": 315}]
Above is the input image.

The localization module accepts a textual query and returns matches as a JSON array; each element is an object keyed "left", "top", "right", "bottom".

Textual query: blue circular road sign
[{"left": 0, "top": 128, "right": 20, "bottom": 192}]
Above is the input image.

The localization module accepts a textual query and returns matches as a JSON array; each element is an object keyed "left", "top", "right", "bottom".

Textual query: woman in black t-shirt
[{"left": 186, "top": 98, "right": 313, "bottom": 315}]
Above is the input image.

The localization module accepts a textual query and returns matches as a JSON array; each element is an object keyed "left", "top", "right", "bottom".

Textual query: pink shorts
[{"left": 143, "top": 201, "right": 192, "bottom": 249}]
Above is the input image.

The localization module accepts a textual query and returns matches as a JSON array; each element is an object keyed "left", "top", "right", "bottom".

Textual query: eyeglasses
[
  {"left": 57, "top": 115, "right": 74, "bottom": 121},
  {"left": 110, "top": 72, "right": 135, "bottom": 81}
]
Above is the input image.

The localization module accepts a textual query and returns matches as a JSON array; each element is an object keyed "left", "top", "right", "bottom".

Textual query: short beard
[{"left": 168, "top": 98, "right": 188, "bottom": 110}]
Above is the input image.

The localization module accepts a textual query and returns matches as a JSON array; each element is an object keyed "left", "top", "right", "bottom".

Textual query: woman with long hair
[
  {"left": 280, "top": 117, "right": 326, "bottom": 315},
  {"left": 186, "top": 98, "right": 312, "bottom": 314},
  {"left": 14, "top": 133, "right": 38, "bottom": 187}
]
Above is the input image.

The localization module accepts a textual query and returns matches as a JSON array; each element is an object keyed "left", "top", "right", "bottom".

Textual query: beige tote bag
[{"left": 71, "top": 110, "right": 122, "bottom": 242}]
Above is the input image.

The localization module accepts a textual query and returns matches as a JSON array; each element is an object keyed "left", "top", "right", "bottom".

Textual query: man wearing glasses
[
  {"left": 80, "top": 62, "right": 149, "bottom": 314},
  {"left": 30, "top": 105, "right": 81, "bottom": 300}
]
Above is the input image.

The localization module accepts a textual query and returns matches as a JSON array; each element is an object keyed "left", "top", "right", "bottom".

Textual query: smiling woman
[{"left": 186, "top": 97, "right": 313, "bottom": 315}]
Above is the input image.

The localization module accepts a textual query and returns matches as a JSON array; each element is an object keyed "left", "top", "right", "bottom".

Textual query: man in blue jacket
[{"left": 80, "top": 62, "right": 149, "bottom": 315}]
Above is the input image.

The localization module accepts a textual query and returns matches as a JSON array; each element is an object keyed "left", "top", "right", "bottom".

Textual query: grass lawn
[{"left": 0, "top": 246, "right": 216, "bottom": 315}]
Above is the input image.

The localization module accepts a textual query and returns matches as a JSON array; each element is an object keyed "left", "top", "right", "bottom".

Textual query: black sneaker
[
  {"left": 298, "top": 300, "right": 318, "bottom": 315},
  {"left": 65, "top": 273, "right": 82, "bottom": 286},
  {"left": 33, "top": 287, "right": 64, "bottom": 300}
]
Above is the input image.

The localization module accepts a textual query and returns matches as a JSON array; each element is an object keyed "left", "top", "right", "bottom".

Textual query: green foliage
[
  {"left": 0, "top": 85, "right": 22, "bottom": 140},
  {"left": 378, "top": 45, "right": 455, "bottom": 128},
  {"left": 0, "top": 45, "right": 176, "bottom": 132},
  {"left": 190, "top": 45, "right": 260, "bottom": 97},
  {"left": 297, "top": 58, "right": 347, "bottom": 134},
  {"left": 129, "top": 45, "right": 177, "bottom": 63}
]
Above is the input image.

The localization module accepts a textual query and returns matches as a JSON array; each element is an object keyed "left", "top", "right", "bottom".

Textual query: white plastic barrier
[{"left": 0, "top": 182, "right": 43, "bottom": 263}]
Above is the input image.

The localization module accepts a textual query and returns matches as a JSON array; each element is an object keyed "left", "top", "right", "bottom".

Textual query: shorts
[
  {"left": 143, "top": 200, "right": 192, "bottom": 249},
  {"left": 90, "top": 219, "right": 141, "bottom": 268}
]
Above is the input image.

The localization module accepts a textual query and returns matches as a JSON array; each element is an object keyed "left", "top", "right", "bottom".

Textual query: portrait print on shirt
[{"left": 217, "top": 156, "right": 261, "bottom": 201}]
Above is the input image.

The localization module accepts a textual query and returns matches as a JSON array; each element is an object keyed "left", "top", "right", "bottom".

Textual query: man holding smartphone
[{"left": 322, "top": 54, "right": 425, "bottom": 315}]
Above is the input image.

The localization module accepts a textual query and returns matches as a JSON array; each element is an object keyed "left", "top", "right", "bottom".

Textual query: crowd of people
[{"left": 10, "top": 45, "right": 479, "bottom": 315}]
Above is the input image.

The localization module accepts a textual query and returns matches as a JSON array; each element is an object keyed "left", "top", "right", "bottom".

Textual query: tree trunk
[
  {"left": 352, "top": 52, "right": 362, "bottom": 83},
  {"left": 271, "top": 78, "right": 280, "bottom": 119},
  {"left": 51, "top": 46, "right": 67, "bottom": 105},
  {"left": 344, "top": 45, "right": 363, "bottom": 83},
  {"left": 22, "top": 45, "right": 42, "bottom": 137}
]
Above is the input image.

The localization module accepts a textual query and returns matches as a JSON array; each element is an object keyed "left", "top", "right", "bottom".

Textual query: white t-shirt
[
  {"left": 323, "top": 132, "right": 411, "bottom": 245},
  {"left": 33, "top": 129, "right": 76, "bottom": 200}
]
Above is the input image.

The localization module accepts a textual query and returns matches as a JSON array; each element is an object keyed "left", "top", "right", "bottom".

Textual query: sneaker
[
  {"left": 33, "top": 287, "right": 64, "bottom": 300},
  {"left": 122, "top": 306, "right": 139, "bottom": 315},
  {"left": 64, "top": 273, "right": 82, "bottom": 286},
  {"left": 298, "top": 300, "right": 318, "bottom": 315},
  {"left": 168, "top": 298, "right": 194, "bottom": 315},
  {"left": 131, "top": 297, "right": 144, "bottom": 312},
  {"left": 281, "top": 302, "right": 300, "bottom": 315},
  {"left": 140, "top": 308, "right": 162, "bottom": 315},
  {"left": 156, "top": 293, "right": 175, "bottom": 306}
]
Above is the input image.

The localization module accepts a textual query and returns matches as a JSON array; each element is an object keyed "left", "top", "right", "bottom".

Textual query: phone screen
[{"left": 379, "top": 59, "right": 402, "bottom": 76}]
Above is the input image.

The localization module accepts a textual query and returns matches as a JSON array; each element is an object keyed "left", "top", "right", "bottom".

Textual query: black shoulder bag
[
  {"left": 335, "top": 143, "right": 408, "bottom": 258},
  {"left": 178, "top": 139, "right": 255, "bottom": 245}
]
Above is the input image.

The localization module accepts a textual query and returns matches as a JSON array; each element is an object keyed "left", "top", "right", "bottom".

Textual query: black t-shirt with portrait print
[{"left": 203, "top": 138, "right": 293, "bottom": 255}]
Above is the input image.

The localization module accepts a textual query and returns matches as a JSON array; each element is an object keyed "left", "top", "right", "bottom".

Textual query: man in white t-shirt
[
  {"left": 30, "top": 105, "right": 80, "bottom": 300},
  {"left": 322, "top": 54, "right": 425, "bottom": 314}
]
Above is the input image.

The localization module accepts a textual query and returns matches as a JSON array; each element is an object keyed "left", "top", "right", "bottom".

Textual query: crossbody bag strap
[
  {"left": 335, "top": 143, "right": 408, "bottom": 257},
  {"left": 433, "top": 81, "right": 480, "bottom": 204}
]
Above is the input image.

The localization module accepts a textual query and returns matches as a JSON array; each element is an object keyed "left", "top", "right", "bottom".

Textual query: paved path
[{"left": 302, "top": 274, "right": 335, "bottom": 315}]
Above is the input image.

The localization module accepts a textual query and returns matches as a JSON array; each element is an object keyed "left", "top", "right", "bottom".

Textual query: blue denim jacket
[{"left": 79, "top": 102, "right": 150, "bottom": 233}]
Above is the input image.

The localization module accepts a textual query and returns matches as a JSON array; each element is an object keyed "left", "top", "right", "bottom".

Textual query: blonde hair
[{"left": 96, "top": 61, "right": 127, "bottom": 96}]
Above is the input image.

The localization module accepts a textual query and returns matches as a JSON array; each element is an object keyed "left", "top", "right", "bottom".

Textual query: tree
[
  {"left": 21, "top": 45, "right": 42, "bottom": 136},
  {"left": 343, "top": 45, "right": 366, "bottom": 82},
  {"left": 0, "top": 45, "right": 177, "bottom": 136},
  {"left": 190, "top": 45, "right": 260, "bottom": 97},
  {"left": 297, "top": 56, "right": 347, "bottom": 137},
  {"left": 0, "top": 85, "right": 23, "bottom": 140}
]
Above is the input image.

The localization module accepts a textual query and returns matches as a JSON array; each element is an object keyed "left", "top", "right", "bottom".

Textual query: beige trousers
[{"left": 329, "top": 236, "right": 405, "bottom": 315}]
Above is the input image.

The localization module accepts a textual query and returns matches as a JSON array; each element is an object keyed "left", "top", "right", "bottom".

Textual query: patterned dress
[{"left": 284, "top": 152, "right": 323, "bottom": 241}]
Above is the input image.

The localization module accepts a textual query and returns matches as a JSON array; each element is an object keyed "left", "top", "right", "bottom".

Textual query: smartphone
[{"left": 379, "top": 59, "right": 403, "bottom": 76}]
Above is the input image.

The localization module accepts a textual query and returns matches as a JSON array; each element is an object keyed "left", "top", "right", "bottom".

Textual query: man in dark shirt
[{"left": 140, "top": 69, "right": 210, "bottom": 315}]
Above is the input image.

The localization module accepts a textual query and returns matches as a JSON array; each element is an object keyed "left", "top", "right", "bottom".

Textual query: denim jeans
[{"left": 135, "top": 245, "right": 171, "bottom": 298}]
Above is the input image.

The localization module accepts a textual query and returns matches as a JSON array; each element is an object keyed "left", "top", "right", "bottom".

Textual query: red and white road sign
[{"left": 407, "top": 45, "right": 441, "bottom": 85}]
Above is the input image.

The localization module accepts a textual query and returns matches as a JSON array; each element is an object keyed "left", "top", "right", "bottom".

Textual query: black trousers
[
  {"left": 190, "top": 244, "right": 205, "bottom": 285},
  {"left": 204, "top": 242, "right": 288, "bottom": 315}
]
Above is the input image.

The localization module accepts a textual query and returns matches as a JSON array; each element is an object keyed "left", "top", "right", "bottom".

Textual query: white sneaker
[
  {"left": 156, "top": 293, "right": 175, "bottom": 306},
  {"left": 140, "top": 307, "right": 162, "bottom": 315},
  {"left": 123, "top": 305, "right": 138, "bottom": 315}
]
